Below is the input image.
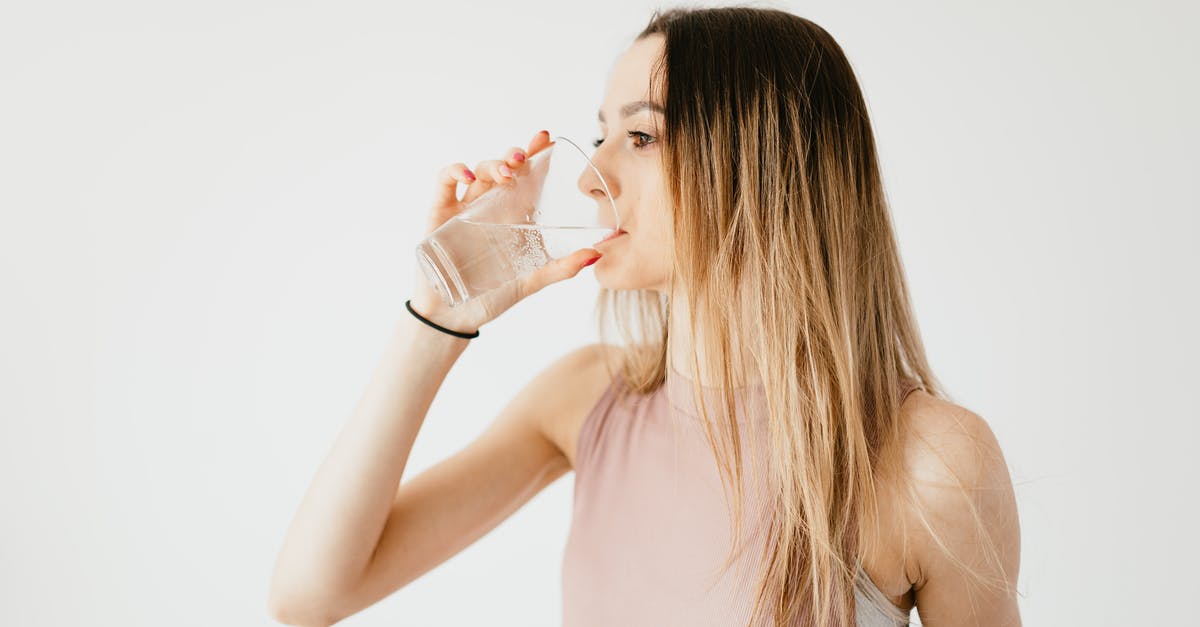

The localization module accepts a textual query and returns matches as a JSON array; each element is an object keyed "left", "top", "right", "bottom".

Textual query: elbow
[
  {"left": 268, "top": 600, "right": 334, "bottom": 627},
  {"left": 267, "top": 583, "right": 341, "bottom": 627},
  {"left": 268, "top": 552, "right": 360, "bottom": 626},
  {"left": 268, "top": 551, "right": 372, "bottom": 625}
]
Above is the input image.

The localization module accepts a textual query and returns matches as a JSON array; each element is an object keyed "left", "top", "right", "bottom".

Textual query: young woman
[{"left": 269, "top": 7, "right": 1021, "bottom": 627}]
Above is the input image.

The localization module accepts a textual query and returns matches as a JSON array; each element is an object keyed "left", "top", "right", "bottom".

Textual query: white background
[{"left": 1, "top": 1, "right": 1196, "bottom": 625}]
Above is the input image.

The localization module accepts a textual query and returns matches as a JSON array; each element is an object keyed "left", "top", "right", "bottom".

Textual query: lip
[{"left": 596, "top": 229, "right": 628, "bottom": 246}]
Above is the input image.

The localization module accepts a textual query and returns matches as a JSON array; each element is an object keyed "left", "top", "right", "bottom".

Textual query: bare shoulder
[
  {"left": 895, "top": 390, "right": 1023, "bottom": 625},
  {"left": 899, "top": 390, "right": 1011, "bottom": 492},
  {"left": 517, "top": 343, "right": 625, "bottom": 470}
]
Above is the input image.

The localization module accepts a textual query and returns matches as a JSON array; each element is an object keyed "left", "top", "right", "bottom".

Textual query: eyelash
[{"left": 592, "top": 130, "right": 656, "bottom": 150}]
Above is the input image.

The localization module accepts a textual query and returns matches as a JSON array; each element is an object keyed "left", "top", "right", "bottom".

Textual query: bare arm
[
  {"left": 268, "top": 131, "right": 603, "bottom": 626},
  {"left": 316, "top": 343, "right": 604, "bottom": 623},
  {"left": 267, "top": 312, "right": 471, "bottom": 625},
  {"left": 905, "top": 402, "right": 1022, "bottom": 626},
  {"left": 267, "top": 325, "right": 603, "bottom": 626}
]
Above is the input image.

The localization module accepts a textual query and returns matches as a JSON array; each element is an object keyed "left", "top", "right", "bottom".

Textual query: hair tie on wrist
[{"left": 405, "top": 299, "right": 480, "bottom": 339}]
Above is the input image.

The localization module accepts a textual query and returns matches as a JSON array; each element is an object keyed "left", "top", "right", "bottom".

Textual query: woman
[{"left": 269, "top": 6, "right": 1021, "bottom": 626}]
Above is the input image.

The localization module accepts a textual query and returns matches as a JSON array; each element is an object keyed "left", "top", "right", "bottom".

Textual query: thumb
[{"left": 522, "top": 248, "right": 603, "bottom": 295}]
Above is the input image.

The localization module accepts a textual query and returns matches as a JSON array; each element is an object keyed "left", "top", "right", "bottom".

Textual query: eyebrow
[{"left": 598, "top": 100, "right": 665, "bottom": 123}]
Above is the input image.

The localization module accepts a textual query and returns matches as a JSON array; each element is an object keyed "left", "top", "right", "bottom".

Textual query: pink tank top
[{"left": 561, "top": 363, "right": 924, "bottom": 626}]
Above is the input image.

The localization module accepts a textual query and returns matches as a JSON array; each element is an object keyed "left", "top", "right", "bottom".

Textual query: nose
[{"left": 577, "top": 160, "right": 620, "bottom": 230}]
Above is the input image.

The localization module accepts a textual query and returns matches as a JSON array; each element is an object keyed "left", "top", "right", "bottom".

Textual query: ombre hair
[{"left": 595, "top": 5, "right": 1014, "bottom": 625}]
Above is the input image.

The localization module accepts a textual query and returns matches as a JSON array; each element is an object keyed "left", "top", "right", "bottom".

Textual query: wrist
[
  {"left": 396, "top": 310, "right": 474, "bottom": 353},
  {"left": 405, "top": 299, "right": 479, "bottom": 337}
]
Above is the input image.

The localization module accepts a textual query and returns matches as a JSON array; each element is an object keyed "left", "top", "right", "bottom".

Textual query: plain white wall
[{"left": 1, "top": 0, "right": 1196, "bottom": 625}]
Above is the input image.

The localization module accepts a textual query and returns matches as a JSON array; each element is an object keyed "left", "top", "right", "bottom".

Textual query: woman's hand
[{"left": 409, "top": 130, "right": 603, "bottom": 335}]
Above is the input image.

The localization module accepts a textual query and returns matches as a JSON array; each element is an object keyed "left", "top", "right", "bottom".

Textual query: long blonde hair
[{"left": 595, "top": 6, "right": 1011, "bottom": 625}]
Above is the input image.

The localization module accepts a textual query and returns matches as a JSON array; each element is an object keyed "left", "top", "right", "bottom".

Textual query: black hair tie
[{"left": 405, "top": 299, "right": 480, "bottom": 339}]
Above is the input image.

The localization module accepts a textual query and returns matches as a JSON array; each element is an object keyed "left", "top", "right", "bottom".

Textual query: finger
[
  {"left": 526, "top": 130, "right": 553, "bottom": 159},
  {"left": 433, "top": 162, "right": 476, "bottom": 210},
  {"left": 521, "top": 248, "right": 602, "bottom": 295},
  {"left": 502, "top": 146, "right": 527, "bottom": 171},
  {"left": 461, "top": 158, "right": 515, "bottom": 205}
]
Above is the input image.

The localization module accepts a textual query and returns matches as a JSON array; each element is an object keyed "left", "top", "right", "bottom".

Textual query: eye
[
  {"left": 591, "top": 130, "right": 657, "bottom": 149},
  {"left": 627, "top": 130, "right": 656, "bottom": 149}
]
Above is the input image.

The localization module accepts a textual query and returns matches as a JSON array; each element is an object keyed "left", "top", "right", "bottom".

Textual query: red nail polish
[
  {"left": 584, "top": 255, "right": 601, "bottom": 267},
  {"left": 463, "top": 169, "right": 475, "bottom": 181},
  {"left": 514, "top": 153, "right": 525, "bottom": 162}
]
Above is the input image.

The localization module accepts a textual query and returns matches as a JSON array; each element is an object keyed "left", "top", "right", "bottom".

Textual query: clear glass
[{"left": 415, "top": 135, "right": 619, "bottom": 308}]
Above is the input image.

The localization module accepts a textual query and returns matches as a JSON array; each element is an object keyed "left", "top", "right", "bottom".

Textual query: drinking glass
[{"left": 415, "top": 135, "right": 619, "bottom": 308}]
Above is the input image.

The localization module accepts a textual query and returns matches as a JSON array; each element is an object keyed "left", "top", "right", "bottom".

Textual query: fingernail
[
  {"left": 499, "top": 164, "right": 513, "bottom": 177},
  {"left": 584, "top": 255, "right": 601, "bottom": 267},
  {"left": 513, "top": 152, "right": 525, "bottom": 162},
  {"left": 463, "top": 169, "right": 475, "bottom": 181}
]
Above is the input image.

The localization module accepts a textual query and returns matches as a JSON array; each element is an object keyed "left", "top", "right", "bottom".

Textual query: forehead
[{"left": 602, "top": 34, "right": 665, "bottom": 107}]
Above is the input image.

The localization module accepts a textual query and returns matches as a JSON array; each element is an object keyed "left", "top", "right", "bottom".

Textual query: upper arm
[
  {"left": 325, "top": 343, "right": 606, "bottom": 623},
  {"left": 903, "top": 400, "right": 1022, "bottom": 626}
]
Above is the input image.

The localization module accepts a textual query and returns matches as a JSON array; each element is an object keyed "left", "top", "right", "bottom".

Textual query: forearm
[{"left": 269, "top": 312, "right": 470, "bottom": 614}]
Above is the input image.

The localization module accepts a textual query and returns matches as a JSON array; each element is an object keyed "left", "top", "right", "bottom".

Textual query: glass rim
[{"left": 550, "top": 134, "right": 621, "bottom": 232}]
